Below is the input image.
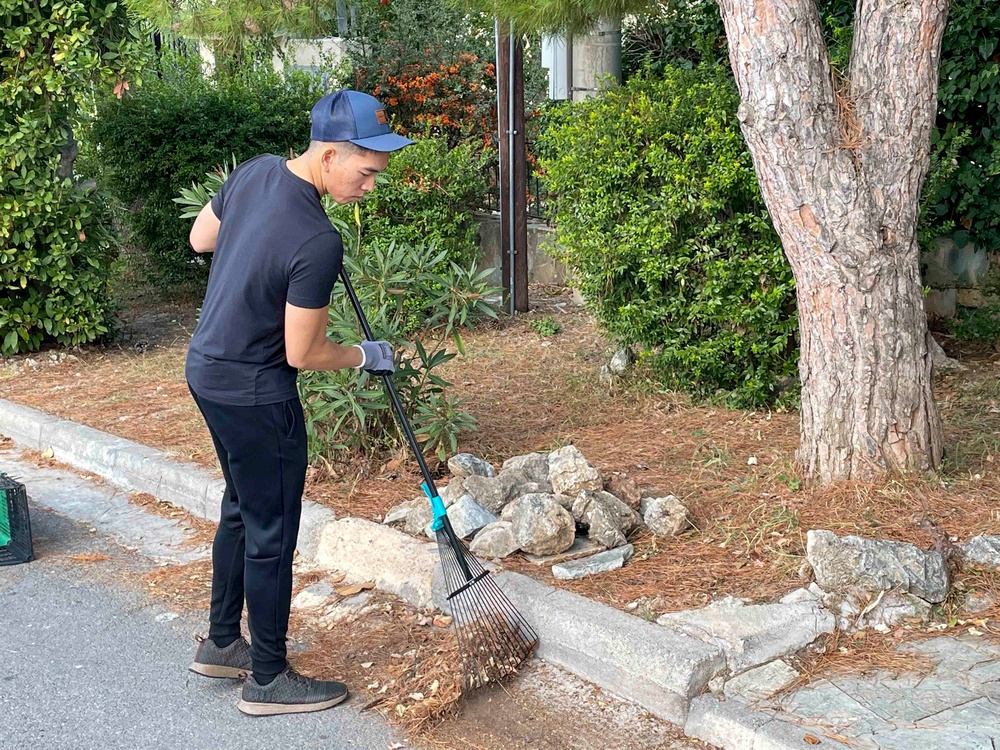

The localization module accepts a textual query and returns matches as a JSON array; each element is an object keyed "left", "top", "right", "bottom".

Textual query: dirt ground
[{"left": 3, "top": 287, "right": 1000, "bottom": 627}]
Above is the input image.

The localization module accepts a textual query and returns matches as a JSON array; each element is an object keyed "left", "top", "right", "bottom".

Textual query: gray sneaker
[
  {"left": 189, "top": 635, "right": 252, "bottom": 679},
  {"left": 238, "top": 667, "right": 349, "bottom": 716}
]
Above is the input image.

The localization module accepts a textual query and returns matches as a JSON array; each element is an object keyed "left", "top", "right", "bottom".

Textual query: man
[{"left": 184, "top": 90, "right": 412, "bottom": 716}]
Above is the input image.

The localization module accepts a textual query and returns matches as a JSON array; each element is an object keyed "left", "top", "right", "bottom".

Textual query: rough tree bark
[{"left": 716, "top": 0, "right": 949, "bottom": 481}]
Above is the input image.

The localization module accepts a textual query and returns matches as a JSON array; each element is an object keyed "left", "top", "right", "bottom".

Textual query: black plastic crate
[{"left": 0, "top": 472, "right": 33, "bottom": 565}]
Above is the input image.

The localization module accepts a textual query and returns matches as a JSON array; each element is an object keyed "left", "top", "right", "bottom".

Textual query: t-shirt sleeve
[
  {"left": 210, "top": 180, "right": 226, "bottom": 220},
  {"left": 286, "top": 231, "right": 343, "bottom": 309}
]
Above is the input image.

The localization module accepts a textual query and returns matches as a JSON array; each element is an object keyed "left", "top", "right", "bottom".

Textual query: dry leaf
[
  {"left": 361, "top": 661, "right": 374, "bottom": 668},
  {"left": 408, "top": 692, "right": 424, "bottom": 701},
  {"left": 433, "top": 615, "right": 453, "bottom": 628},
  {"left": 328, "top": 572, "right": 346, "bottom": 584},
  {"left": 336, "top": 581, "right": 375, "bottom": 597},
  {"left": 394, "top": 704, "right": 407, "bottom": 717},
  {"left": 41, "top": 446, "right": 54, "bottom": 459},
  {"left": 804, "top": 735, "right": 821, "bottom": 745}
]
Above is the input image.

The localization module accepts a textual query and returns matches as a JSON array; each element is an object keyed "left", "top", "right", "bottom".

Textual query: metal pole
[{"left": 507, "top": 21, "right": 516, "bottom": 316}]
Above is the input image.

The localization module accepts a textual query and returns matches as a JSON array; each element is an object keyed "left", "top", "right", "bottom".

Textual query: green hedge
[
  {"left": 1, "top": 0, "right": 147, "bottom": 355},
  {"left": 87, "top": 54, "right": 324, "bottom": 283},
  {"left": 539, "top": 67, "right": 797, "bottom": 406}
]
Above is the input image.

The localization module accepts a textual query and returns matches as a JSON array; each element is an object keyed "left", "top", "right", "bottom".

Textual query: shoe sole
[
  {"left": 237, "top": 691, "right": 349, "bottom": 716},
  {"left": 189, "top": 662, "right": 251, "bottom": 679}
]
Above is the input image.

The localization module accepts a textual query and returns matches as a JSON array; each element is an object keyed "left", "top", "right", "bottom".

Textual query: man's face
[{"left": 322, "top": 147, "right": 389, "bottom": 204}]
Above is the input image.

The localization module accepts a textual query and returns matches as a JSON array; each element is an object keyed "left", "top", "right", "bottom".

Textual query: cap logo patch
[{"left": 375, "top": 109, "right": 388, "bottom": 125}]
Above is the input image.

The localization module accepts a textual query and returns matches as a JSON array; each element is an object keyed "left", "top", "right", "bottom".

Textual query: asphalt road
[{"left": 0, "top": 503, "right": 401, "bottom": 750}]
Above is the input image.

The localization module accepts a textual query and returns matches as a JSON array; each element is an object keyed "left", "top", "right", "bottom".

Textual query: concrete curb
[
  {"left": 0, "top": 399, "right": 335, "bottom": 560},
  {"left": 685, "top": 695, "right": 855, "bottom": 749},
  {"left": 0, "top": 397, "right": 733, "bottom": 739}
]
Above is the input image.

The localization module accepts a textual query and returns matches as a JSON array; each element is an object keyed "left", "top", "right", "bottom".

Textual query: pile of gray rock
[{"left": 382, "top": 445, "right": 692, "bottom": 571}]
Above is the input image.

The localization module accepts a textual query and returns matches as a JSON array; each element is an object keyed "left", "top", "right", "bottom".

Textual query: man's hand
[{"left": 355, "top": 340, "right": 395, "bottom": 377}]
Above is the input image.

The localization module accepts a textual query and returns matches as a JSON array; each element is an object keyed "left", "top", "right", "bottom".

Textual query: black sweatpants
[{"left": 189, "top": 386, "right": 308, "bottom": 679}]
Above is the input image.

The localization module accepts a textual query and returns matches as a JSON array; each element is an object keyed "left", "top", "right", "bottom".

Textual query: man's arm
[
  {"left": 285, "top": 303, "right": 365, "bottom": 370},
  {"left": 190, "top": 202, "right": 221, "bottom": 253}
]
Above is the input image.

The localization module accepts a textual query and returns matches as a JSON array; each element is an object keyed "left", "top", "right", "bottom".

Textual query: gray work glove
[{"left": 354, "top": 340, "right": 395, "bottom": 377}]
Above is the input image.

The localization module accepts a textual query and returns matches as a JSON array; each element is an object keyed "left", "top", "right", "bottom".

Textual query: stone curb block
[
  {"left": 496, "top": 571, "right": 726, "bottom": 726},
  {"left": 685, "top": 695, "right": 855, "bottom": 750}
]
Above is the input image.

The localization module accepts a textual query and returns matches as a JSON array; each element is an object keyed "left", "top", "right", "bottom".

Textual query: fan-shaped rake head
[{"left": 435, "top": 524, "right": 538, "bottom": 690}]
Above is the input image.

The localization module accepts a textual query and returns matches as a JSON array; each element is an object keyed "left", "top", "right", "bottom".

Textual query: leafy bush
[
  {"left": 86, "top": 52, "right": 324, "bottom": 284},
  {"left": 946, "top": 306, "right": 1000, "bottom": 342},
  {"left": 303, "top": 225, "right": 499, "bottom": 465},
  {"left": 0, "top": 0, "right": 147, "bottom": 355},
  {"left": 539, "top": 67, "right": 797, "bottom": 406},
  {"left": 328, "top": 137, "right": 489, "bottom": 272},
  {"left": 925, "top": 0, "right": 1000, "bottom": 250}
]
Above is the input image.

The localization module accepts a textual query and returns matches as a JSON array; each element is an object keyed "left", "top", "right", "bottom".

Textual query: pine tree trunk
[{"left": 715, "top": 0, "right": 949, "bottom": 480}]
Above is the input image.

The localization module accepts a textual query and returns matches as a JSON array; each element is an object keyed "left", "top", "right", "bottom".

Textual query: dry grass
[
  {"left": 141, "top": 559, "right": 213, "bottom": 612},
  {"left": 129, "top": 492, "right": 217, "bottom": 548},
  {"left": 291, "top": 592, "right": 465, "bottom": 735},
  {"left": 68, "top": 552, "right": 111, "bottom": 564}
]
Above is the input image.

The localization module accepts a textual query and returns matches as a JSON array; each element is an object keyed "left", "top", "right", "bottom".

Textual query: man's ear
[{"left": 320, "top": 144, "right": 338, "bottom": 171}]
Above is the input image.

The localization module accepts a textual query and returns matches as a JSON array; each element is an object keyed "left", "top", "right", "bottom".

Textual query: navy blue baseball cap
[{"left": 310, "top": 90, "right": 414, "bottom": 152}]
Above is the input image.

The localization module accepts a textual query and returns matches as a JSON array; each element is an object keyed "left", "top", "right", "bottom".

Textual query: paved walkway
[{"left": 776, "top": 636, "right": 1000, "bottom": 748}]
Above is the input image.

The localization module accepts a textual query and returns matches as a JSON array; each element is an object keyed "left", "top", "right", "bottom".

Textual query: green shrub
[
  {"left": 0, "top": 0, "right": 147, "bottom": 355},
  {"left": 86, "top": 53, "right": 324, "bottom": 284},
  {"left": 328, "top": 137, "right": 489, "bottom": 271},
  {"left": 302, "top": 226, "right": 500, "bottom": 465},
  {"left": 539, "top": 67, "right": 797, "bottom": 406}
]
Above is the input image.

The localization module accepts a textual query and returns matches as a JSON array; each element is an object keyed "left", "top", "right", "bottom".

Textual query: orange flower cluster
[{"left": 355, "top": 51, "right": 496, "bottom": 149}]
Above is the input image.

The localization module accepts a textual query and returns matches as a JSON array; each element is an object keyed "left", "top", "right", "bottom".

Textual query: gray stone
[
  {"left": 685, "top": 694, "right": 858, "bottom": 750},
  {"left": 496, "top": 571, "right": 726, "bottom": 725},
  {"left": 382, "top": 496, "right": 433, "bottom": 537},
  {"left": 723, "top": 659, "right": 799, "bottom": 702},
  {"left": 778, "top": 583, "right": 826, "bottom": 604},
  {"left": 806, "top": 529, "right": 950, "bottom": 603},
  {"left": 548, "top": 445, "right": 603, "bottom": 495},
  {"left": 829, "top": 671, "right": 981, "bottom": 724},
  {"left": 778, "top": 678, "right": 889, "bottom": 733},
  {"left": 447, "top": 453, "right": 496, "bottom": 478},
  {"left": 822, "top": 589, "right": 933, "bottom": 632},
  {"left": 572, "top": 490, "right": 641, "bottom": 549},
  {"left": 522, "top": 535, "right": 605, "bottom": 566},
  {"left": 608, "top": 347, "right": 634, "bottom": 374},
  {"left": 871, "top": 727, "right": 996, "bottom": 750},
  {"left": 930, "top": 335, "right": 967, "bottom": 373},
  {"left": 657, "top": 596, "right": 835, "bottom": 674},
  {"left": 320, "top": 592, "right": 373, "bottom": 626},
  {"left": 603, "top": 471, "right": 642, "bottom": 509},
  {"left": 552, "top": 544, "right": 634, "bottom": 580},
  {"left": 925, "top": 287, "right": 959, "bottom": 319},
  {"left": 469, "top": 521, "right": 518, "bottom": 559},
  {"left": 501, "top": 452, "right": 551, "bottom": 485},
  {"left": 463, "top": 468, "right": 537, "bottom": 513},
  {"left": 438, "top": 478, "right": 467, "bottom": 505},
  {"left": 315, "top": 518, "right": 437, "bottom": 609},
  {"left": 641, "top": 495, "right": 692, "bottom": 537},
  {"left": 510, "top": 481, "right": 549, "bottom": 499},
  {"left": 291, "top": 580, "right": 334, "bottom": 611},
  {"left": 958, "top": 535, "right": 1000, "bottom": 568},
  {"left": 446, "top": 495, "right": 497, "bottom": 539},
  {"left": 501, "top": 493, "right": 576, "bottom": 556}
]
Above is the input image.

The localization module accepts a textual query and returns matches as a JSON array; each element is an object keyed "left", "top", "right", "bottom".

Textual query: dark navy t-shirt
[{"left": 185, "top": 155, "right": 343, "bottom": 406}]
